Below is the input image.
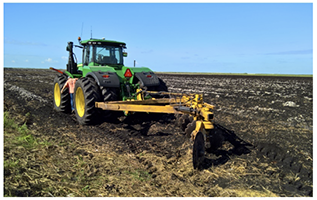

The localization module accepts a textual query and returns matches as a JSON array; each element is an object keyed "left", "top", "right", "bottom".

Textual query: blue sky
[{"left": 3, "top": 2, "right": 313, "bottom": 74}]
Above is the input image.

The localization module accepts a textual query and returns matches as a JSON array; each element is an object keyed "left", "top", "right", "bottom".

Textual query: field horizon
[{"left": 3, "top": 66, "right": 313, "bottom": 78}]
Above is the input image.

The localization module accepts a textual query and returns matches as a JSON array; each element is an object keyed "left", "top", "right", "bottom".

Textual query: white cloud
[
  {"left": 42, "top": 58, "right": 58, "bottom": 64},
  {"left": 11, "top": 60, "right": 15, "bottom": 63},
  {"left": 61, "top": 56, "right": 68, "bottom": 60},
  {"left": 25, "top": 60, "right": 29, "bottom": 62}
]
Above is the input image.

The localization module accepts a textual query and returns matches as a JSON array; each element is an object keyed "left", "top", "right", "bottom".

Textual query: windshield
[{"left": 95, "top": 46, "right": 123, "bottom": 65}]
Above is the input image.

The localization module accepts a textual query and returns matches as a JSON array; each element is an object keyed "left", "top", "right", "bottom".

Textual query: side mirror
[
  {"left": 123, "top": 52, "right": 128, "bottom": 57},
  {"left": 66, "top": 42, "right": 73, "bottom": 52}
]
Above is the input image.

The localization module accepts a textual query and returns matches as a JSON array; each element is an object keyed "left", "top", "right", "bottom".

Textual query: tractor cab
[
  {"left": 79, "top": 38, "right": 127, "bottom": 68},
  {"left": 65, "top": 37, "right": 127, "bottom": 76}
]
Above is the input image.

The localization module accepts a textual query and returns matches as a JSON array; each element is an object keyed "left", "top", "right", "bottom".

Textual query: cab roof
[{"left": 80, "top": 38, "right": 126, "bottom": 48}]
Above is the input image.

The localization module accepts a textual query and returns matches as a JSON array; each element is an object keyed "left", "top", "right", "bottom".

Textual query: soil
[{"left": 3, "top": 68, "right": 313, "bottom": 197}]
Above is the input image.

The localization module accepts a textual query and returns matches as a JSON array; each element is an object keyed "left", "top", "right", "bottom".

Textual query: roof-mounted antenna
[
  {"left": 90, "top": 26, "right": 92, "bottom": 39},
  {"left": 80, "top": 22, "right": 84, "bottom": 38},
  {"left": 78, "top": 22, "right": 83, "bottom": 43}
]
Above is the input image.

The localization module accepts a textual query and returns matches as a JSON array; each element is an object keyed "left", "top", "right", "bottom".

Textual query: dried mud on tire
[{"left": 4, "top": 68, "right": 313, "bottom": 197}]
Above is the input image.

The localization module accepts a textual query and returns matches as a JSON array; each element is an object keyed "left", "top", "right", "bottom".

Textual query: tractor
[
  {"left": 52, "top": 37, "right": 218, "bottom": 169},
  {"left": 53, "top": 37, "right": 168, "bottom": 125}
]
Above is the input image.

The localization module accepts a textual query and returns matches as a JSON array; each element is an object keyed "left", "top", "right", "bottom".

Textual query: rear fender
[
  {"left": 134, "top": 72, "right": 160, "bottom": 87},
  {"left": 85, "top": 71, "right": 120, "bottom": 88}
]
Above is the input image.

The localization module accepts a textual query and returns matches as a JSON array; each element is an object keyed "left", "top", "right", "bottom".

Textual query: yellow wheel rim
[
  {"left": 54, "top": 83, "right": 61, "bottom": 107},
  {"left": 75, "top": 87, "right": 85, "bottom": 117}
]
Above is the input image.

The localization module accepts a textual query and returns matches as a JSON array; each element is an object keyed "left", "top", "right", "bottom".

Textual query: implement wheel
[
  {"left": 74, "top": 77, "right": 101, "bottom": 125},
  {"left": 193, "top": 132, "right": 205, "bottom": 169},
  {"left": 53, "top": 74, "right": 71, "bottom": 113}
]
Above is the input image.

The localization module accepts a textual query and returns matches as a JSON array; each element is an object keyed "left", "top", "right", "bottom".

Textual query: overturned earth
[{"left": 3, "top": 68, "right": 313, "bottom": 197}]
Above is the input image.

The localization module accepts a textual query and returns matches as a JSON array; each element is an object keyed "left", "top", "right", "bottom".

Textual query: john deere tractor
[
  {"left": 53, "top": 37, "right": 221, "bottom": 169},
  {"left": 53, "top": 37, "right": 168, "bottom": 125}
]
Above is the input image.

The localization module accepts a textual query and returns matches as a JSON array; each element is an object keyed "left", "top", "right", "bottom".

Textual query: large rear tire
[
  {"left": 147, "top": 78, "right": 168, "bottom": 98},
  {"left": 149, "top": 78, "right": 168, "bottom": 92},
  {"left": 53, "top": 74, "right": 71, "bottom": 113},
  {"left": 100, "top": 87, "right": 120, "bottom": 117},
  {"left": 101, "top": 87, "right": 119, "bottom": 102},
  {"left": 74, "top": 77, "right": 101, "bottom": 125}
]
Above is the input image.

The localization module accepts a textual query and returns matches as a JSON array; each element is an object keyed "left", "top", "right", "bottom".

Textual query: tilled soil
[{"left": 3, "top": 68, "right": 313, "bottom": 197}]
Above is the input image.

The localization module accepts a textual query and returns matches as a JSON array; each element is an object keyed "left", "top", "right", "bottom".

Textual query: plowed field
[{"left": 3, "top": 68, "right": 313, "bottom": 197}]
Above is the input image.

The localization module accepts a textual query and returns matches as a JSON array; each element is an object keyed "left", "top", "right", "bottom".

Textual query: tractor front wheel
[
  {"left": 74, "top": 77, "right": 101, "bottom": 125},
  {"left": 53, "top": 74, "right": 71, "bottom": 113}
]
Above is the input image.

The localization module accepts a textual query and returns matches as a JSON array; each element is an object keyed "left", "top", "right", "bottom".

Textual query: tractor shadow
[
  {"left": 200, "top": 123, "right": 253, "bottom": 170},
  {"left": 99, "top": 112, "right": 253, "bottom": 170},
  {"left": 120, "top": 112, "right": 175, "bottom": 136}
]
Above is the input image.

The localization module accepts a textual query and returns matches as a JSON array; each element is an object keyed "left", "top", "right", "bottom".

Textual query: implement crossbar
[
  {"left": 95, "top": 102, "right": 180, "bottom": 114},
  {"left": 95, "top": 91, "right": 214, "bottom": 114},
  {"left": 105, "top": 97, "right": 184, "bottom": 105}
]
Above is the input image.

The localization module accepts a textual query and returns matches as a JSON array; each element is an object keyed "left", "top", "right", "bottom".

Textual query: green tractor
[{"left": 53, "top": 37, "right": 168, "bottom": 125}]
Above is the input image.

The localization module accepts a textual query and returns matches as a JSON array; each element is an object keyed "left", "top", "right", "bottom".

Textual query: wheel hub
[
  {"left": 75, "top": 87, "right": 85, "bottom": 117},
  {"left": 54, "top": 83, "right": 61, "bottom": 107}
]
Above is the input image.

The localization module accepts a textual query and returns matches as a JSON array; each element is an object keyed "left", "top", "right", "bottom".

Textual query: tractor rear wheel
[
  {"left": 74, "top": 77, "right": 101, "bottom": 125},
  {"left": 151, "top": 78, "right": 168, "bottom": 92},
  {"left": 155, "top": 78, "right": 168, "bottom": 92},
  {"left": 100, "top": 87, "right": 119, "bottom": 117},
  {"left": 148, "top": 78, "right": 169, "bottom": 98},
  {"left": 101, "top": 87, "right": 119, "bottom": 102},
  {"left": 53, "top": 74, "right": 71, "bottom": 113}
]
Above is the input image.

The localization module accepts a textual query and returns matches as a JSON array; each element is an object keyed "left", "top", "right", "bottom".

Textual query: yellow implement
[
  {"left": 95, "top": 91, "right": 215, "bottom": 169},
  {"left": 95, "top": 91, "right": 214, "bottom": 125}
]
